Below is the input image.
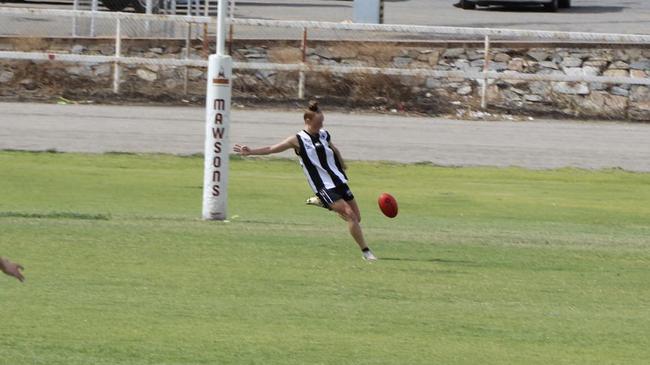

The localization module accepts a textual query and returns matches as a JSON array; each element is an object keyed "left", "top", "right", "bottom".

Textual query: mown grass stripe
[{"left": 0, "top": 211, "right": 110, "bottom": 220}]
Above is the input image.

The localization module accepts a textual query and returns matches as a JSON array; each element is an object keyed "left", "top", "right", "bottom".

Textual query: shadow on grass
[
  {"left": 380, "top": 257, "right": 474, "bottom": 264},
  {"left": 0, "top": 211, "right": 110, "bottom": 220},
  {"left": 235, "top": 219, "right": 317, "bottom": 227}
]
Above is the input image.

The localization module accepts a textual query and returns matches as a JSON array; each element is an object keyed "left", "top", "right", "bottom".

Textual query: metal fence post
[
  {"left": 184, "top": 22, "right": 191, "bottom": 95},
  {"left": 113, "top": 17, "right": 122, "bottom": 94},
  {"left": 72, "top": 0, "right": 79, "bottom": 37},
  {"left": 90, "top": 0, "right": 98, "bottom": 37},
  {"left": 228, "top": 23, "right": 234, "bottom": 55},
  {"left": 194, "top": 0, "right": 200, "bottom": 18},
  {"left": 228, "top": 0, "right": 235, "bottom": 55},
  {"left": 481, "top": 35, "right": 491, "bottom": 110},
  {"left": 162, "top": 0, "right": 170, "bottom": 35},
  {"left": 202, "top": 0, "right": 209, "bottom": 55},
  {"left": 203, "top": 0, "right": 210, "bottom": 54},
  {"left": 298, "top": 28, "right": 308, "bottom": 99},
  {"left": 145, "top": 0, "right": 153, "bottom": 36},
  {"left": 229, "top": 0, "right": 236, "bottom": 18}
]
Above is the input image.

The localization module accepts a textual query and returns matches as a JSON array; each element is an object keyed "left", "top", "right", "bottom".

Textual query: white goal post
[{"left": 202, "top": 0, "right": 231, "bottom": 221}]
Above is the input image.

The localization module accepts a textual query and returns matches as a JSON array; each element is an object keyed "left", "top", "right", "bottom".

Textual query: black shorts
[{"left": 316, "top": 184, "right": 355, "bottom": 209}]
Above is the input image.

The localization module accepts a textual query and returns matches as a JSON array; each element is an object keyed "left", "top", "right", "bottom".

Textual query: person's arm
[
  {"left": 330, "top": 142, "right": 347, "bottom": 171},
  {"left": 0, "top": 257, "right": 25, "bottom": 282},
  {"left": 233, "top": 135, "right": 298, "bottom": 156}
]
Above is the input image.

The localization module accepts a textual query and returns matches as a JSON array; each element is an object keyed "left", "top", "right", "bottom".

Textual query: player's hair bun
[{"left": 308, "top": 100, "right": 320, "bottom": 112}]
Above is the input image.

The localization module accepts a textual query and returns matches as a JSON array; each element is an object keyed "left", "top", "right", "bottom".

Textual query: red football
[{"left": 378, "top": 193, "right": 398, "bottom": 218}]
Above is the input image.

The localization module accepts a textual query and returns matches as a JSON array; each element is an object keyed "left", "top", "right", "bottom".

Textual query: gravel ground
[{"left": 1, "top": 102, "right": 649, "bottom": 172}]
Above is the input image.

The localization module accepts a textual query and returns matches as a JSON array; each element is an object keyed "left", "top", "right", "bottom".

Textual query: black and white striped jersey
[{"left": 296, "top": 129, "right": 348, "bottom": 193}]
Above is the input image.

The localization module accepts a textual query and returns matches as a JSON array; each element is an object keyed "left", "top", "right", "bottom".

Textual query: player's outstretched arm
[
  {"left": 234, "top": 136, "right": 298, "bottom": 156},
  {"left": 0, "top": 257, "right": 25, "bottom": 282}
]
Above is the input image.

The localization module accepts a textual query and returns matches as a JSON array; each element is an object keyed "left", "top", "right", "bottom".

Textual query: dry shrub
[
  {"left": 232, "top": 70, "right": 300, "bottom": 99},
  {"left": 554, "top": 92, "right": 628, "bottom": 120},
  {"left": 267, "top": 47, "right": 302, "bottom": 63},
  {"left": 321, "top": 42, "right": 360, "bottom": 59},
  {"left": 14, "top": 38, "right": 49, "bottom": 52},
  {"left": 303, "top": 71, "right": 420, "bottom": 109},
  {"left": 347, "top": 73, "right": 412, "bottom": 101},
  {"left": 356, "top": 43, "right": 399, "bottom": 65}
]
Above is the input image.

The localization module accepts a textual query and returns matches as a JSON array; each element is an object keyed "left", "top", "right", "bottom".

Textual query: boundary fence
[{"left": 1, "top": 7, "right": 649, "bottom": 107}]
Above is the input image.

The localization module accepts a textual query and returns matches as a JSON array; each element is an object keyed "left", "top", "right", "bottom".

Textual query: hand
[
  {"left": 233, "top": 144, "right": 251, "bottom": 156},
  {"left": 0, "top": 258, "right": 25, "bottom": 282}
]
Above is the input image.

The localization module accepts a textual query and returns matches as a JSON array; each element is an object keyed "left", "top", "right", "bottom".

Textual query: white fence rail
[
  {"left": 231, "top": 18, "right": 650, "bottom": 44},
  {"left": 0, "top": 7, "right": 213, "bottom": 24},
  {"left": 3, "top": 50, "right": 649, "bottom": 86},
  {"left": 0, "top": 6, "right": 213, "bottom": 38},
  {"left": 4, "top": 7, "right": 650, "bottom": 42},
  {"left": 1, "top": 8, "right": 649, "bottom": 106},
  {"left": 54, "top": 0, "right": 227, "bottom": 16}
]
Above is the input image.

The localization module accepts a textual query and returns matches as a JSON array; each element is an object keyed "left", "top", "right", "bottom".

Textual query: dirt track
[{"left": 1, "top": 102, "right": 649, "bottom": 172}]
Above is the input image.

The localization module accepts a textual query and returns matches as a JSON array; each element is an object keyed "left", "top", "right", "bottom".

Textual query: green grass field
[{"left": 1, "top": 150, "right": 649, "bottom": 364}]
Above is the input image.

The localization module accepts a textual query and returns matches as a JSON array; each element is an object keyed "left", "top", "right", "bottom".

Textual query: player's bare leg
[
  {"left": 347, "top": 199, "right": 362, "bottom": 223},
  {"left": 330, "top": 200, "right": 377, "bottom": 261}
]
